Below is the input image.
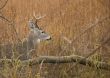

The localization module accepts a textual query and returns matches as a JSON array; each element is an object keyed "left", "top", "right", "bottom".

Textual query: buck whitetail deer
[{"left": 0, "top": 14, "right": 51, "bottom": 60}]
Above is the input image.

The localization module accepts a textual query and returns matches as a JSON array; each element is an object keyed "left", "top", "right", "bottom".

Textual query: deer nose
[{"left": 47, "top": 36, "right": 51, "bottom": 40}]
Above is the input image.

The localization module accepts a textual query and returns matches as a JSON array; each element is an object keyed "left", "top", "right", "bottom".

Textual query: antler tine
[{"left": 33, "top": 12, "right": 46, "bottom": 20}]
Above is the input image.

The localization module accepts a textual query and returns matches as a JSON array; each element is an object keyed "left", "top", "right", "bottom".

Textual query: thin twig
[
  {"left": 71, "top": 15, "right": 110, "bottom": 44},
  {"left": 0, "top": 15, "right": 10, "bottom": 23},
  {"left": 39, "top": 59, "right": 45, "bottom": 75},
  {"left": 0, "top": 0, "right": 8, "bottom": 10}
]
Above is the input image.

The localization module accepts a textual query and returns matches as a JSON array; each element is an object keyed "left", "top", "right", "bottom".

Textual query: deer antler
[
  {"left": 30, "top": 12, "right": 46, "bottom": 29},
  {"left": 33, "top": 12, "right": 46, "bottom": 20}
]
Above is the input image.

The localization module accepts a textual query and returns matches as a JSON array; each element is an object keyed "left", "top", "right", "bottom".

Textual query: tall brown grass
[{"left": 0, "top": 0, "right": 110, "bottom": 78}]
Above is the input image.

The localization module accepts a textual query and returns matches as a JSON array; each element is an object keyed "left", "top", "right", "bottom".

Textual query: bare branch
[
  {"left": 0, "top": 15, "right": 10, "bottom": 23},
  {"left": 0, "top": 0, "right": 8, "bottom": 10},
  {"left": 66, "top": 36, "right": 110, "bottom": 72},
  {"left": 61, "top": 16, "right": 110, "bottom": 72},
  {"left": 71, "top": 15, "right": 110, "bottom": 44}
]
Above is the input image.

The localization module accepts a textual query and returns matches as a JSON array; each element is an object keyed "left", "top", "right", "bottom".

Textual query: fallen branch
[{"left": 0, "top": 55, "right": 110, "bottom": 71}]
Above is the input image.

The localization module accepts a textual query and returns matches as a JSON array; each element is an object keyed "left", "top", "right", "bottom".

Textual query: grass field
[{"left": 0, "top": 0, "right": 110, "bottom": 78}]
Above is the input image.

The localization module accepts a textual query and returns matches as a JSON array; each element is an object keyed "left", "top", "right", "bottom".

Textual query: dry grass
[{"left": 0, "top": 0, "right": 110, "bottom": 78}]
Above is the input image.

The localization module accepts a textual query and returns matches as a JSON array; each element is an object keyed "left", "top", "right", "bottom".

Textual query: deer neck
[{"left": 25, "top": 36, "right": 39, "bottom": 50}]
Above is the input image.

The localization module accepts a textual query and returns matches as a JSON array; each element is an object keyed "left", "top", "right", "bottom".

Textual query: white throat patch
[{"left": 37, "top": 39, "right": 41, "bottom": 43}]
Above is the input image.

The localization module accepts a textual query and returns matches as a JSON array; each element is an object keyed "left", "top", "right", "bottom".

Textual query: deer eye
[
  {"left": 40, "top": 30, "right": 44, "bottom": 33},
  {"left": 42, "top": 31, "right": 45, "bottom": 33}
]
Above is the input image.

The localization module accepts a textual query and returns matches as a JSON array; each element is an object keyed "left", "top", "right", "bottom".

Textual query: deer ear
[
  {"left": 29, "top": 19, "right": 41, "bottom": 30},
  {"left": 28, "top": 19, "right": 36, "bottom": 29}
]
